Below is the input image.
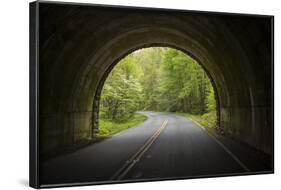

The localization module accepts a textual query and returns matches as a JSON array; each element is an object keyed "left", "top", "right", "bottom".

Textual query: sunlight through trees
[{"left": 99, "top": 47, "right": 216, "bottom": 135}]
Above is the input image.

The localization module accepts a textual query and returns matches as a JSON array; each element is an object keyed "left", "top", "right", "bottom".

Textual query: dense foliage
[
  {"left": 100, "top": 54, "right": 143, "bottom": 122},
  {"left": 99, "top": 47, "right": 216, "bottom": 126}
]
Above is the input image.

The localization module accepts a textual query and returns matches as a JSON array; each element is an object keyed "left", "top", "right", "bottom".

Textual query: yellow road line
[{"left": 110, "top": 119, "right": 168, "bottom": 180}]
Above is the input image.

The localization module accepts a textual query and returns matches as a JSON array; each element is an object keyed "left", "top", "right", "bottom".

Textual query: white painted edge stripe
[{"left": 188, "top": 116, "right": 251, "bottom": 172}]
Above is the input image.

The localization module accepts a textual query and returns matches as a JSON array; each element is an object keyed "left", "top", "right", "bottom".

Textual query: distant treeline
[{"left": 100, "top": 47, "right": 216, "bottom": 123}]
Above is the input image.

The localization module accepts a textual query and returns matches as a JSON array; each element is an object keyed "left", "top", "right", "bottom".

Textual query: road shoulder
[{"left": 177, "top": 113, "right": 273, "bottom": 173}]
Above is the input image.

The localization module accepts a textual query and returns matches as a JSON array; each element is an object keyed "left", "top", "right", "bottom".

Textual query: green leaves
[
  {"left": 100, "top": 54, "right": 144, "bottom": 122},
  {"left": 158, "top": 48, "right": 215, "bottom": 114},
  {"left": 100, "top": 47, "right": 216, "bottom": 123}
]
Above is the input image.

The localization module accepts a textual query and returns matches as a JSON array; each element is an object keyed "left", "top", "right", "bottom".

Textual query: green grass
[
  {"left": 97, "top": 113, "right": 147, "bottom": 137},
  {"left": 179, "top": 111, "right": 217, "bottom": 128}
]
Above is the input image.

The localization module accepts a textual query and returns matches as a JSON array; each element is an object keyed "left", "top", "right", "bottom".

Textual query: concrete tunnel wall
[{"left": 38, "top": 3, "right": 273, "bottom": 156}]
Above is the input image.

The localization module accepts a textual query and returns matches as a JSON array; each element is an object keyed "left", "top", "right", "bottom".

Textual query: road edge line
[
  {"left": 187, "top": 116, "right": 251, "bottom": 172},
  {"left": 111, "top": 115, "right": 149, "bottom": 137}
]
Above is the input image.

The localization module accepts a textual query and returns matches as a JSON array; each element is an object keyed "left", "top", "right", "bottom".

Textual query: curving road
[{"left": 41, "top": 111, "right": 248, "bottom": 186}]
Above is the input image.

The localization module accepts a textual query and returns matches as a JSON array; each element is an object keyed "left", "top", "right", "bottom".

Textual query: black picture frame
[{"left": 30, "top": 1, "right": 274, "bottom": 188}]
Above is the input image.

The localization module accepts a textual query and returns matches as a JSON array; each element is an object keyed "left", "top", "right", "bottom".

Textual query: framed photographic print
[{"left": 29, "top": 0, "right": 274, "bottom": 188}]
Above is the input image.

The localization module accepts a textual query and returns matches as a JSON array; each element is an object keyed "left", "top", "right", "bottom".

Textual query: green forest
[{"left": 98, "top": 47, "right": 216, "bottom": 136}]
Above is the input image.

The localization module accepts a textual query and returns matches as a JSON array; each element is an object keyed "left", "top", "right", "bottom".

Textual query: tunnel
[{"left": 38, "top": 3, "right": 273, "bottom": 157}]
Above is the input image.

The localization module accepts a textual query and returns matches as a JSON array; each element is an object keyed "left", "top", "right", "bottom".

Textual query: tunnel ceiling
[{"left": 39, "top": 3, "right": 273, "bottom": 155}]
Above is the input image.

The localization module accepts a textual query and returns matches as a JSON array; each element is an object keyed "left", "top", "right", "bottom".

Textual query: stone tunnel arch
[
  {"left": 39, "top": 3, "right": 272, "bottom": 156},
  {"left": 92, "top": 45, "right": 222, "bottom": 137}
]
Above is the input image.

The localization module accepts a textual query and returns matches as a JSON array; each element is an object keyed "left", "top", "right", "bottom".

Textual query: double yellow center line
[{"left": 110, "top": 119, "right": 169, "bottom": 181}]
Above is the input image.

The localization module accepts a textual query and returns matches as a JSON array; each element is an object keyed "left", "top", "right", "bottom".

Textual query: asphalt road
[{"left": 41, "top": 111, "right": 248, "bottom": 185}]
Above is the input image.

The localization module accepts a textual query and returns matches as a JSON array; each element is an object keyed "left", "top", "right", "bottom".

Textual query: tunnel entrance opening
[
  {"left": 38, "top": 7, "right": 273, "bottom": 158},
  {"left": 93, "top": 47, "right": 220, "bottom": 138}
]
